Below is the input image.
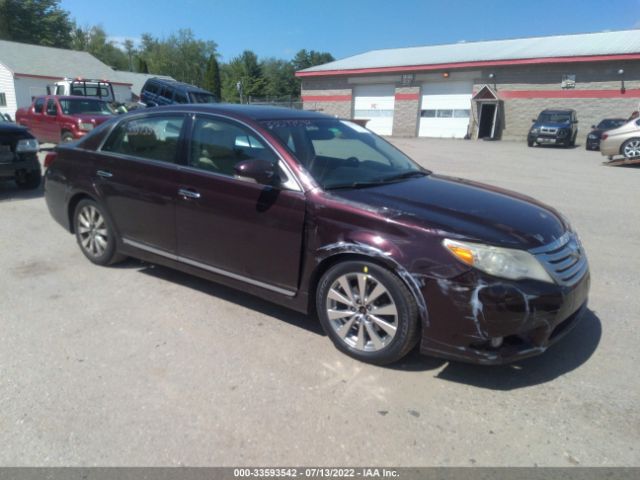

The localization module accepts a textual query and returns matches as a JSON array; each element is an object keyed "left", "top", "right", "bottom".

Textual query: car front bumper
[
  {"left": 418, "top": 269, "right": 590, "bottom": 365},
  {"left": 586, "top": 138, "right": 600, "bottom": 150}
]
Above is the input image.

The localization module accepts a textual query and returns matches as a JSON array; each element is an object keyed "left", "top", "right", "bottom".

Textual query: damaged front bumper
[{"left": 418, "top": 269, "right": 591, "bottom": 365}]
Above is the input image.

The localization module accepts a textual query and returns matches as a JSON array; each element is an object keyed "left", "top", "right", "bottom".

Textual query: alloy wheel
[
  {"left": 623, "top": 140, "right": 640, "bottom": 158},
  {"left": 77, "top": 205, "right": 109, "bottom": 257},
  {"left": 325, "top": 272, "right": 398, "bottom": 352}
]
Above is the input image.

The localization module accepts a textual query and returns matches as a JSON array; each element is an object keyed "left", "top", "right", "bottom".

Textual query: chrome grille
[
  {"left": 531, "top": 232, "right": 588, "bottom": 286},
  {"left": 540, "top": 127, "right": 558, "bottom": 134}
]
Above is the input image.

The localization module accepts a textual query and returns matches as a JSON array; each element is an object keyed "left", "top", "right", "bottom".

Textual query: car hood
[
  {"left": 73, "top": 114, "right": 112, "bottom": 124},
  {"left": 532, "top": 121, "right": 572, "bottom": 130},
  {"left": 330, "top": 174, "right": 567, "bottom": 249},
  {"left": 0, "top": 123, "right": 31, "bottom": 136}
]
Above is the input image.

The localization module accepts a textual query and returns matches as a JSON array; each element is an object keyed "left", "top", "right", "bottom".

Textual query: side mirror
[
  {"left": 591, "top": 125, "right": 596, "bottom": 129},
  {"left": 573, "top": 120, "right": 579, "bottom": 124},
  {"left": 234, "top": 159, "right": 279, "bottom": 185},
  {"left": 531, "top": 118, "right": 537, "bottom": 122}
]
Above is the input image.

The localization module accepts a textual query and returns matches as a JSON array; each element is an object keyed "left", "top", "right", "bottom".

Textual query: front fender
[{"left": 315, "top": 240, "right": 429, "bottom": 328}]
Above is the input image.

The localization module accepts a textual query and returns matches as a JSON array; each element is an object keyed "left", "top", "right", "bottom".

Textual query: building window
[{"left": 0, "top": 93, "right": 6, "bottom": 107}]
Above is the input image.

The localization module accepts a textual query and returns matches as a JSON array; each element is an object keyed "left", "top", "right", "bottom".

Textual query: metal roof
[
  {"left": 299, "top": 29, "right": 640, "bottom": 74},
  {"left": 0, "top": 39, "right": 131, "bottom": 84}
]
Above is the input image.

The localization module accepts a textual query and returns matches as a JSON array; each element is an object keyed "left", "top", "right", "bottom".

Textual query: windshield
[
  {"left": 189, "top": 92, "right": 217, "bottom": 103},
  {"left": 537, "top": 112, "right": 572, "bottom": 123},
  {"left": 597, "top": 119, "right": 625, "bottom": 130},
  {"left": 59, "top": 99, "right": 113, "bottom": 115},
  {"left": 261, "top": 118, "right": 426, "bottom": 190}
]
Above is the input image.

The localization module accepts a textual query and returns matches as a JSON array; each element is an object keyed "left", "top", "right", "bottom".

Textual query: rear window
[{"left": 59, "top": 99, "right": 113, "bottom": 115}]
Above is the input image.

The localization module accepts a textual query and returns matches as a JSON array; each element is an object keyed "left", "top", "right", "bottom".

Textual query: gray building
[
  {"left": 0, "top": 40, "right": 134, "bottom": 117},
  {"left": 296, "top": 29, "right": 640, "bottom": 140}
]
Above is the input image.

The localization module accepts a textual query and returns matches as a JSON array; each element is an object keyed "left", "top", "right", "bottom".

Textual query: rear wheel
[
  {"left": 15, "top": 169, "right": 41, "bottom": 190},
  {"left": 316, "top": 261, "right": 419, "bottom": 365},
  {"left": 73, "top": 199, "right": 123, "bottom": 265},
  {"left": 621, "top": 138, "right": 640, "bottom": 158}
]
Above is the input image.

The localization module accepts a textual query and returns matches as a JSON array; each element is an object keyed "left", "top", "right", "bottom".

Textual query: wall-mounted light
[
  {"left": 618, "top": 68, "right": 626, "bottom": 93},
  {"left": 442, "top": 72, "right": 450, "bottom": 78},
  {"left": 488, "top": 73, "right": 495, "bottom": 79}
]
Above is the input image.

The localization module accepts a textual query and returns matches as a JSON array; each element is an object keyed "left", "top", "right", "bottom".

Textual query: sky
[{"left": 60, "top": 0, "right": 640, "bottom": 62}]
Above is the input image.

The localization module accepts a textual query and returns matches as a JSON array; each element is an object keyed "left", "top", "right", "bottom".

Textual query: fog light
[{"left": 490, "top": 337, "right": 504, "bottom": 348}]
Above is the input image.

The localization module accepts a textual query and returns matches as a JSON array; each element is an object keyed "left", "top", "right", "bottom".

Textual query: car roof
[
  {"left": 145, "top": 78, "right": 212, "bottom": 94},
  {"left": 141, "top": 104, "right": 333, "bottom": 121}
]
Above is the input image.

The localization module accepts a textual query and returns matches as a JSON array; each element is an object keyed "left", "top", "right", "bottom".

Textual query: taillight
[
  {"left": 44, "top": 151, "right": 57, "bottom": 168},
  {"left": 601, "top": 133, "right": 608, "bottom": 141}
]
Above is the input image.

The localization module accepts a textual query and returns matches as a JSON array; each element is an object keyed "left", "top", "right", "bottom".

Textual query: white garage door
[
  {"left": 419, "top": 81, "right": 472, "bottom": 138},
  {"left": 353, "top": 84, "right": 395, "bottom": 136}
]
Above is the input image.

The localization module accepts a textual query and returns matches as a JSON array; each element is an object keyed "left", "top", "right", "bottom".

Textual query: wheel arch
[
  {"left": 620, "top": 137, "right": 640, "bottom": 156},
  {"left": 308, "top": 244, "right": 429, "bottom": 328},
  {"left": 67, "top": 191, "right": 97, "bottom": 233}
]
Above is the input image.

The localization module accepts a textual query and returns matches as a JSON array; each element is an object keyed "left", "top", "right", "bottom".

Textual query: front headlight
[
  {"left": 530, "top": 128, "right": 539, "bottom": 135},
  {"left": 16, "top": 138, "right": 39, "bottom": 153},
  {"left": 443, "top": 238, "right": 554, "bottom": 283}
]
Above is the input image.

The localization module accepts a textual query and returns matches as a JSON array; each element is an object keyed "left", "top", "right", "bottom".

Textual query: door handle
[
  {"left": 178, "top": 188, "right": 201, "bottom": 199},
  {"left": 97, "top": 170, "right": 113, "bottom": 178}
]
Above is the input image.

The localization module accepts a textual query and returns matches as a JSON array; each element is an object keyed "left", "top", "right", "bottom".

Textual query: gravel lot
[{"left": 0, "top": 138, "right": 638, "bottom": 467}]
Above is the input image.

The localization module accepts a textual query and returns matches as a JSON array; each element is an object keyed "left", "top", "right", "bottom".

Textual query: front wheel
[
  {"left": 621, "top": 138, "right": 640, "bottom": 158},
  {"left": 316, "top": 261, "right": 419, "bottom": 365},
  {"left": 73, "top": 199, "right": 123, "bottom": 265},
  {"left": 61, "top": 131, "right": 74, "bottom": 143}
]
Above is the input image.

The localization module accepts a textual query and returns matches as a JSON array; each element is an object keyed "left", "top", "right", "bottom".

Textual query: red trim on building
[
  {"left": 296, "top": 53, "right": 640, "bottom": 77},
  {"left": 16, "top": 73, "right": 63, "bottom": 80},
  {"left": 301, "top": 95, "right": 352, "bottom": 102},
  {"left": 395, "top": 93, "right": 420, "bottom": 100},
  {"left": 498, "top": 88, "right": 640, "bottom": 99},
  {"left": 15, "top": 72, "right": 132, "bottom": 86}
]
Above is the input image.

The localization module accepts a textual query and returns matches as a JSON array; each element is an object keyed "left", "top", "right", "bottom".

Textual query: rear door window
[
  {"left": 174, "top": 92, "right": 188, "bottom": 104},
  {"left": 102, "top": 115, "right": 186, "bottom": 164}
]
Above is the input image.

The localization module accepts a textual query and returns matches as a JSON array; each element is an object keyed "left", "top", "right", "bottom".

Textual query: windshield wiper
[
  {"left": 325, "top": 180, "right": 388, "bottom": 190},
  {"left": 377, "top": 170, "right": 429, "bottom": 183}
]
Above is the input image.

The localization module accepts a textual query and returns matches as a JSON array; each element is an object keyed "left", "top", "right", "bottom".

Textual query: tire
[
  {"left": 569, "top": 134, "right": 576, "bottom": 147},
  {"left": 15, "top": 168, "right": 41, "bottom": 190},
  {"left": 527, "top": 139, "right": 534, "bottom": 147},
  {"left": 61, "top": 131, "right": 74, "bottom": 143},
  {"left": 73, "top": 199, "right": 124, "bottom": 266},
  {"left": 621, "top": 138, "right": 640, "bottom": 159},
  {"left": 316, "top": 261, "right": 419, "bottom": 365}
]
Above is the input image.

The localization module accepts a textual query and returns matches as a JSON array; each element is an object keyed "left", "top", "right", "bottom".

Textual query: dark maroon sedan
[{"left": 44, "top": 105, "right": 590, "bottom": 365}]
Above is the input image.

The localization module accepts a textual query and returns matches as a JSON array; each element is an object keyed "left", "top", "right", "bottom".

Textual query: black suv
[
  {"left": 527, "top": 109, "right": 578, "bottom": 148},
  {"left": 140, "top": 78, "right": 217, "bottom": 107},
  {"left": 0, "top": 118, "right": 41, "bottom": 189}
]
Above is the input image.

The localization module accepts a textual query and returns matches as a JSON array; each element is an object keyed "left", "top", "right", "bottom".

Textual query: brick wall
[
  {"left": 472, "top": 61, "right": 640, "bottom": 140},
  {"left": 300, "top": 60, "right": 640, "bottom": 140},
  {"left": 392, "top": 87, "right": 420, "bottom": 137}
]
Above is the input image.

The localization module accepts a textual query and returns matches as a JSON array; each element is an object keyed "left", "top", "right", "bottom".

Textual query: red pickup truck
[{"left": 16, "top": 95, "right": 114, "bottom": 144}]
